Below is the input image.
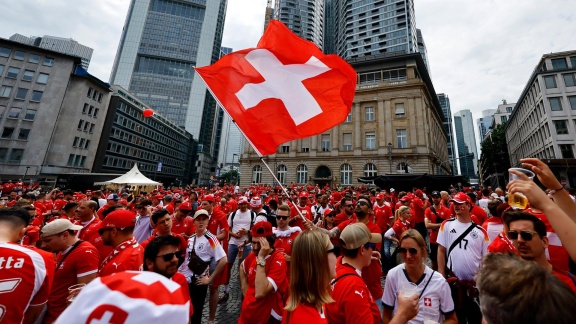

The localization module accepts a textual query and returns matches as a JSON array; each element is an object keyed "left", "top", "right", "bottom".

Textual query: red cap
[
  {"left": 324, "top": 208, "right": 335, "bottom": 216},
  {"left": 400, "top": 195, "right": 411, "bottom": 202},
  {"left": 118, "top": 199, "right": 128, "bottom": 206},
  {"left": 450, "top": 192, "right": 471, "bottom": 204},
  {"left": 203, "top": 195, "right": 215, "bottom": 202},
  {"left": 250, "top": 197, "right": 262, "bottom": 207},
  {"left": 98, "top": 210, "right": 136, "bottom": 234},
  {"left": 178, "top": 201, "right": 192, "bottom": 211},
  {"left": 299, "top": 192, "right": 309, "bottom": 198},
  {"left": 251, "top": 221, "right": 273, "bottom": 237},
  {"left": 376, "top": 194, "right": 385, "bottom": 200},
  {"left": 153, "top": 194, "right": 164, "bottom": 200},
  {"left": 415, "top": 189, "right": 424, "bottom": 196}
]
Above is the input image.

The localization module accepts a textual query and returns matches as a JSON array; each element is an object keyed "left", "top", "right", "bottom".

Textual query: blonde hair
[
  {"left": 399, "top": 229, "right": 428, "bottom": 259},
  {"left": 394, "top": 205, "right": 411, "bottom": 223},
  {"left": 285, "top": 230, "right": 334, "bottom": 312}
]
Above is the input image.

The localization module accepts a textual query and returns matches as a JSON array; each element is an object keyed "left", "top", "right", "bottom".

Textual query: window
[
  {"left": 554, "top": 120, "right": 568, "bottom": 135},
  {"left": 43, "top": 57, "right": 54, "bottom": 66},
  {"left": 9, "top": 149, "right": 24, "bottom": 162},
  {"left": 67, "top": 154, "right": 75, "bottom": 166},
  {"left": 551, "top": 58, "right": 567, "bottom": 70},
  {"left": 560, "top": 144, "right": 574, "bottom": 158},
  {"left": 321, "top": 134, "right": 330, "bottom": 151},
  {"left": 93, "top": 108, "right": 99, "bottom": 118},
  {"left": 0, "top": 64, "right": 4, "bottom": 75},
  {"left": 0, "top": 86, "right": 12, "bottom": 97},
  {"left": 89, "top": 123, "right": 95, "bottom": 133},
  {"left": 98, "top": 93, "right": 103, "bottom": 102},
  {"left": 544, "top": 75, "right": 557, "bottom": 89},
  {"left": 365, "top": 106, "right": 375, "bottom": 121},
  {"left": 277, "top": 165, "right": 287, "bottom": 184},
  {"left": 569, "top": 96, "right": 576, "bottom": 110},
  {"left": 252, "top": 165, "right": 262, "bottom": 183},
  {"left": 340, "top": 164, "right": 352, "bottom": 185},
  {"left": 364, "top": 163, "right": 377, "bottom": 177},
  {"left": 85, "top": 140, "right": 91, "bottom": 149},
  {"left": 281, "top": 145, "right": 289, "bottom": 153},
  {"left": 563, "top": 73, "right": 576, "bottom": 87},
  {"left": 88, "top": 106, "right": 94, "bottom": 116},
  {"left": 0, "top": 106, "right": 5, "bottom": 117},
  {"left": 506, "top": 106, "right": 513, "bottom": 112},
  {"left": 0, "top": 148, "right": 7, "bottom": 161},
  {"left": 37, "top": 73, "right": 49, "bottom": 84},
  {"left": 500, "top": 115, "right": 508, "bottom": 123},
  {"left": 74, "top": 155, "right": 81, "bottom": 167},
  {"left": 79, "top": 138, "right": 86, "bottom": 148},
  {"left": 28, "top": 54, "right": 40, "bottom": 64},
  {"left": 87, "top": 88, "right": 93, "bottom": 98},
  {"left": 366, "top": 133, "right": 376, "bottom": 150},
  {"left": 8, "top": 108, "right": 21, "bottom": 119},
  {"left": 297, "top": 164, "right": 308, "bottom": 184},
  {"left": 82, "top": 103, "right": 89, "bottom": 114},
  {"left": 31, "top": 91, "right": 43, "bottom": 102},
  {"left": 13, "top": 51, "right": 25, "bottom": 61},
  {"left": 0, "top": 47, "right": 10, "bottom": 57},
  {"left": 343, "top": 133, "right": 352, "bottom": 151},
  {"left": 73, "top": 137, "right": 79, "bottom": 147},
  {"left": 78, "top": 120, "right": 84, "bottom": 130},
  {"left": 80, "top": 156, "right": 86, "bottom": 167},
  {"left": 83, "top": 122, "right": 90, "bottom": 132},
  {"left": 18, "top": 128, "right": 30, "bottom": 140},
  {"left": 6, "top": 67, "right": 20, "bottom": 79},
  {"left": 22, "top": 70, "right": 34, "bottom": 82},
  {"left": 24, "top": 109, "right": 37, "bottom": 120},
  {"left": 15, "top": 88, "right": 28, "bottom": 100},
  {"left": 1, "top": 127, "right": 14, "bottom": 138},
  {"left": 571, "top": 57, "right": 576, "bottom": 68},
  {"left": 345, "top": 113, "right": 352, "bottom": 122},
  {"left": 395, "top": 103, "right": 405, "bottom": 118},
  {"left": 397, "top": 162, "right": 409, "bottom": 173},
  {"left": 549, "top": 97, "right": 563, "bottom": 111},
  {"left": 396, "top": 129, "right": 407, "bottom": 148}
]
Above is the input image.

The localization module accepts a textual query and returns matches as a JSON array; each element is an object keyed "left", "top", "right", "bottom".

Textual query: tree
[
  {"left": 219, "top": 169, "right": 239, "bottom": 184},
  {"left": 480, "top": 122, "right": 511, "bottom": 187}
]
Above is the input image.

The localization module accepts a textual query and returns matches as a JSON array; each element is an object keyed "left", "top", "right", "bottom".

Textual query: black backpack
[{"left": 229, "top": 210, "right": 256, "bottom": 230}]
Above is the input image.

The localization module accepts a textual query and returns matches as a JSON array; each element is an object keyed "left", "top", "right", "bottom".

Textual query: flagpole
[{"left": 195, "top": 69, "right": 308, "bottom": 222}]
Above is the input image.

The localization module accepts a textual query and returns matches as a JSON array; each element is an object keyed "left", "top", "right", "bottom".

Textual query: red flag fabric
[{"left": 195, "top": 20, "right": 357, "bottom": 156}]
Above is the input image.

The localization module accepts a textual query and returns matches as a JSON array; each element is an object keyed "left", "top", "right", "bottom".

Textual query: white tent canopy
[{"left": 94, "top": 164, "right": 160, "bottom": 186}]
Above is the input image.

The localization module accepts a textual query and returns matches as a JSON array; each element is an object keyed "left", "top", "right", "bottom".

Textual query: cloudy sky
[{"left": 1, "top": 0, "right": 573, "bottom": 148}]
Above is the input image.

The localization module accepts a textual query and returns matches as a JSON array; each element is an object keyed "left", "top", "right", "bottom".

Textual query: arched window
[
  {"left": 277, "top": 164, "right": 287, "bottom": 184},
  {"left": 252, "top": 165, "right": 262, "bottom": 183},
  {"left": 340, "top": 164, "right": 352, "bottom": 185},
  {"left": 297, "top": 164, "right": 308, "bottom": 184},
  {"left": 364, "top": 163, "right": 377, "bottom": 177}
]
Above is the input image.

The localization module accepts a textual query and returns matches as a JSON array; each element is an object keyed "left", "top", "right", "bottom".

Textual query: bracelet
[
  {"left": 550, "top": 186, "right": 565, "bottom": 192},
  {"left": 549, "top": 187, "right": 565, "bottom": 195}
]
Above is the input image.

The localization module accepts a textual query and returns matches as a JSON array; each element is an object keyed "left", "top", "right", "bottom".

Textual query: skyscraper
[
  {"left": 454, "top": 109, "right": 478, "bottom": 180},
  {"left": 437, "top": 93, "right": 456, "bottom": 174},
  {"left": 274, "top": 0, "right": 325, "bottom": 50},
  {"left": 9, "top": 34, "right": 93, "bottom": 69},
  {"left": 477, "top": 109, "right": 496, "bottom": 142}
]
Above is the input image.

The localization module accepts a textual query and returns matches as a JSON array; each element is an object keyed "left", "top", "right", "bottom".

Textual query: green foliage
[
  {"left": 219, "top": 169, "right": 239, "bottom": 184},
  {"left": 480, "top": 122, "right": 511, "bottom": 178}
]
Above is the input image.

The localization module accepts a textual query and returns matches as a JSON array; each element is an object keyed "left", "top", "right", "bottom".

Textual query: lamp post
[
  {"left": 388, "top": 142, "right": 392, "bottom": 174},
  {"left": 23, "top": 166, "right": 30, "bottom": 182},
  {"left": 231, "top": 154, "right": 239, "bottom": 185}
]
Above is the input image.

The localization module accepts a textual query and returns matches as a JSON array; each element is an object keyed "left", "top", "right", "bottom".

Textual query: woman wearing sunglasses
[
  {"left": 283, "top": 230, "right": 336, "bottom": 323},
  {"left": 318, "top": 208, "right": 341, "bottom": 255},
  {"left": 382, "top": 229, "right": 457, "bottom": 324},
  {"left": 383, "top": 206, "right": 413, "bottom": 269}
]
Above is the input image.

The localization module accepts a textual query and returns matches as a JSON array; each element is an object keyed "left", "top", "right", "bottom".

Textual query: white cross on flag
[{"left": 195, "top": 20, "right": 357, "bottom": 156}]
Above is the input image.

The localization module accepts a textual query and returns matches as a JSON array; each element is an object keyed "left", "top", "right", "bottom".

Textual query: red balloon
[{"left": 143, "top": 109, "right": 154, "bottom": 118}]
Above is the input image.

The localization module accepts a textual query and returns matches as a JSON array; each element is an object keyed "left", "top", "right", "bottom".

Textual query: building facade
[
  {"left": 92, "top": 86, "right": 197, "bottom": 185},
  {"left": 454, "top": 109, "right": 478, "bottom": 181},
  {"left": 477, "top": 109, "right": 496, "bottom": 142},
  {"left": 0, "top": 38, "right": 111, "bottom": 184},
  {"left": 437, "top": 93, "right": 457, "bottom": 174},
  {"left": 239, "top": 53, "right": 449, "bottom": 188},
  {"left": 506, "top": 50, "right": 576, "bottom": 187},
  {"left": 274, "top": 0, "right": 325, "bottom": 50},
  {"left": 9, "top": 34, "right": 94, "bottom": 70}
]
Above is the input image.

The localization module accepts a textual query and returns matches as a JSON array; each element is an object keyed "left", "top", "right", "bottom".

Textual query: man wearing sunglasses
[
  {"left": 334, "top": 197, "right": 355, "bottom": 226},
  {"left": 144, "top": 235, "right": 193, "bottom": 316},
  {"left": 273, "top": 204, "right": 302, "bottom": 278},
  {"left": 504, "top": 211, "right": 576, "bottom": 293}
]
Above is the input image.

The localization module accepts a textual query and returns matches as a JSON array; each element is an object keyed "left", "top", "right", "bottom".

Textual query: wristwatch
[
  {"left": 549, "top": 187, "right": 565, "bottom": 195},
  {"left": 256, "top": 258, "right": 266, "bottom": 267}
]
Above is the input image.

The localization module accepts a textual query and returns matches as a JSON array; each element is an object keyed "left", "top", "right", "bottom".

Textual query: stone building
[{"left": 239, "top": 52, "right": 450, "bottom": 188}]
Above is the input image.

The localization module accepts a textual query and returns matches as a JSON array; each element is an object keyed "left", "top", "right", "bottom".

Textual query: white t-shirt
[
  {"left": 178, "top": 231, "right": 226, "bottom": 281},
  {"left": 382, "top": 264, "right": 454, "bottom": 323},
  {"left": 437, "top": 218, "right": 488, "bottom": 281},
  {"left": 478, "top": 198, "right": 490, "bottom": 213},
  {"left": 228, "top": 209, "right": 253, "bottom": 245},
  {"left": 485, "top": 222, "right": 503, "bottom": 244}
]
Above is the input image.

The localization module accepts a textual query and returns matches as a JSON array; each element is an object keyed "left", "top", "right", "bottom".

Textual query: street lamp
[
  {"left": 232, "top": 154, "right": 239, "bottom": 184},
  {"left": 388, "top": 143, "right": 392, "bottom": 173}
]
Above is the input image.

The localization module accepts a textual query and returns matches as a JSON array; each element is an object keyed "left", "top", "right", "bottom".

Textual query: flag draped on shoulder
[{"left": 195, "top": 20, "right": 357, "bottom": 156}]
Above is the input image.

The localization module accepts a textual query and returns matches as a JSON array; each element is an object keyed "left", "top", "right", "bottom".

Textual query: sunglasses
[
  {"left": 356, "top": 201, "right": 368, "bottom": 206},
  {"left": 507, "top": 230, "right": 538, "bottom": 241},
  {"left": 276, "top": 216, "right": 289, "bottom": 220},
  {"left": 344, "top": 204, "right": 354, "bottom": 207},
  {"left": 398, "top": 247, "right": 419, "bottom": 255},
  {"left": 157, "top": 250, "right": 182, "bottom": 262},
  {"left": 364, "top": 243, "right": 376, "bottom": 250}
]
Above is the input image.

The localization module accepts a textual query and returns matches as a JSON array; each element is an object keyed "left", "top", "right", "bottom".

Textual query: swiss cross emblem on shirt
[{"left": 424, "top": 297, "right": 432, "bottom": 307}]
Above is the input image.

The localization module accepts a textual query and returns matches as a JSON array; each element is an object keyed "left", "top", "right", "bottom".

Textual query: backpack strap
[
  {"left": 249, "top": 211, "right": 256, "bottom": 229},
  {"left": 229, "top": 210, "right": 237, "bottom": 229},
  {"left": 447, "top": 222, "right": 476, "bottom": 273},
  {"left": 330, "top": 272, "right": 359, "bottom": 286}
]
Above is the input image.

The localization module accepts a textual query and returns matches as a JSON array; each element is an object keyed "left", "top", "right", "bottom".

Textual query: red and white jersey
[
  {"left": 527, "top": 209, "right": 570, "bottom": 272},
  {"left": 171, "top": 215, "right": 195, "bottom": 237},
  {"left": 290, "top": 205, "right": 312, "bottom": 230},
  {"left": 373, "top": 203, "right": 392, "bottom": 233},
  {"left": 282, "top": 304, "right": 327, "bottom": 323},
  {"left": 482, "top": 217, "right": 504, "bottom": 245},
  {"left": 0, "top": 243, "right": 50, "bottom": 323},
  {"left": 424, "top": 205, "right": 451, "bottom": 244}
]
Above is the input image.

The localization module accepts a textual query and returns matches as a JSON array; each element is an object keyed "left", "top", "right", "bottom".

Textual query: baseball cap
[
  {"left": 415, "top": 189, "right": 424, "bottom": 196},
  {"left": 324, "top": 208, "right": 335, "bottom": 216},
  {"left": 193, "top": 209, "right": 210, "bottom": 219},
  {"left": 376, "top": 194, "right": 385, "bottom": 200},
  {"left": 41, "top": 219, "right": 82, "bottom": 238},
  {"left": 118, "top": 199, "right": 128, "bottom": 206},
  {"left": 390, "top": 188, "right": 395, "bottom": 193},
  {"left": 55, "top": 271, "right": 189, "bottom": 323},
  {"left": 251, "top": 221, "right": 273, "bottom": 237},
  {"left": 107, "top": 194, "right": 120, "bottom": 201},
  {"left": 431, "top": 191, "right": 440, "bottom": 197},
  {"left": 299, "top": 192, "right": 309, "bottom": 198},
  {"left": 250, "top": 197, "right": 262, "bottom": 207},
  {"left": 491, "top": 193, "right": 499, "bottom": 199},
  {"left": 238, "top": 196, "right": 249, "bottom": 204},
  {"left": 400, "top": 196, "right": 411, "bottom": 202},
  {"left": 178, "top": 201, "right": 192, "bottom": 211},
  {"left": 98, "top": 210, "right": 136, "bottom": 234},
  {"left": 340, "top": 223, "right": 382, "bottom": 249},
  {"left": 202, "top": 195, "right": 215, "bottom": 203},
  {"left": 152, "top": 194, "right": 164, "bottom": 200},
  {"left": 450, "top": 192, "right": 471, "bottom": 204}
]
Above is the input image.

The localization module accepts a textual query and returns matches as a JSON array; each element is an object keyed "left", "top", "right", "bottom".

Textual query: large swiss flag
[{"left": 195, "top": 20, "right": 357, "bottom": 156}]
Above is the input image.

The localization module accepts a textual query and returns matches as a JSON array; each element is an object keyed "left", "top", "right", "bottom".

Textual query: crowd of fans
[{"left": 1, "top": 157, "right": 576, "bottom": 323}]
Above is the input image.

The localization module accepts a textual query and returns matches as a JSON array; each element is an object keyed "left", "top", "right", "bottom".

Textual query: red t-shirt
[
  {"left": 487, "top": 232, "right": 517, "bottom": 254},
  {"left": 76, "top": 217, "right": 113, "bottom": 263},
  {"left": 411, "top": 197, "right": 426, "bottom": 224},
  {"left": 552, "top": 266, "right": 576, "bottom": 294},
  {"left": 0, "top": 243, "right": 52, "bottom": 324},
  {"left": 390, "top": 219, "right": 412, "bottom": 241},
  {"left": 424, "top": 205, "right": 451, "bottom": 244},
  {"left": 99, "top": 242, "right": 144, "bottom": 277},
  {"left": 274, "top": 227, "right": 301, "bottom": 278},
  {"left": 527, "top": 209, "right": 570, "bottom": 272},
  {"left": 282, "top": 304, "right": 327, "bottom": 323},
  {"left": 290, "top": 205, "right": 312, "bottom": 230},
  {"left": 239, "top": 250, "right": 288, "bottom": 324},
  {"left": 208, "top": 209, "right": 229, "bottom": 238},
  {"left": 45, "top": 241, "right": 99, "bottom": 323},
  {"left": 334, "top": 212, "right": 355, "bottom": 227},
  {"left": 373, "top": 203, "right": 393, "bottom": 233},
  {"left": 470, "top": 205, "right": 488, "bottom": 225},
  {"left": 140, "top": 233, "right": 188, "bottom": 252},
  {"left": 326, "top": 258, "right": 380, "bottom": 324},
  {"left": 172, "top": 272, "right": 194, "bottom": 316},
  {"left": 171, "top": 215, "right": 195, "bottom": 237}
]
